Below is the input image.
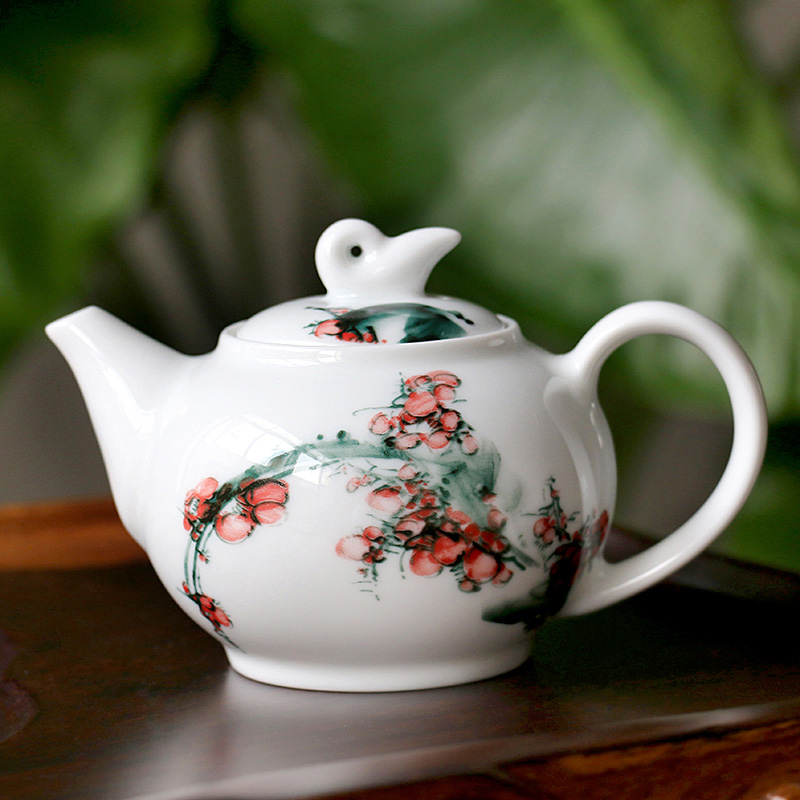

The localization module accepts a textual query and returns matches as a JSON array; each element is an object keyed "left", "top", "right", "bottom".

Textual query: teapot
[{"left": 46, "top": 219, "right": 767, "bottom": 692}]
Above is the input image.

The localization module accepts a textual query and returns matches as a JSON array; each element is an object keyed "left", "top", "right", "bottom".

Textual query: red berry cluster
[
  {"left": 401, "top": 499, "right": 514, "bottom": 593},
  {"left": 336, "top": 461, "right": 515, "bottom": 592},
  {"left": 183, "top": 476, "right": 289, "bottom": 544},
  {"left": 181, "top": 475, "right": 290, "bottom": 641},
  {"left": 369, "top": 371, "right": 478, "bottom": 454},
  {"left": 183, "top": 477, "right": 218, "bottom": 531},
  {"left": 531, "top": 479, "right": 610, "bottom": 610},
  {"left": 181, "top": 584, "right": 231, "bottom": 630},
  {"left": 531, "top": 483, "right": 573, "bottom": 546},
  {"left": 312, "top": 310, "right": 378, "bottom": 343}
]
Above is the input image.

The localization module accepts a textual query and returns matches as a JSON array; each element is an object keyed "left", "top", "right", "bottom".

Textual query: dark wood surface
[{"left": 1, "top": 499, "right": 800, "bottom": 799}]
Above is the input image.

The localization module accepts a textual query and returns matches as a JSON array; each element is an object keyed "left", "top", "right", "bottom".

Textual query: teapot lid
[{"left": 234, "top": 219, "right": 506, "bottom": 346}]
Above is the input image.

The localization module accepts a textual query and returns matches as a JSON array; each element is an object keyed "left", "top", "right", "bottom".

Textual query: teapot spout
[{"left": 45, "top": 306, "right": 185, "bottom": 548}]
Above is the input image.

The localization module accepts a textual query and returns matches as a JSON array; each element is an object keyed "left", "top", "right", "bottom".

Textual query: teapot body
[
  {"left": 140, "top": 320, "right": 615, "bottom": 691},
  {"left": 46, "top": 219, "right": 768, "bottom": 692}
]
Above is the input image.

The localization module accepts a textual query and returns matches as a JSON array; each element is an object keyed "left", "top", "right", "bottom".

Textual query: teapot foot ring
[{"left": 224, "top": 645, "right": 531, "bottom": 692}]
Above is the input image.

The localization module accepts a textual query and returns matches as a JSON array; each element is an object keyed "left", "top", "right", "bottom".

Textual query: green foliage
[
  {"left": 1, "top": 1, "right": 798, "bottom": 569},
  {"left": 234, "top": 0, "right": 800, "bottom": 417},
  {"left": 0, "top": 0, "right": 212, "bottom": 362}
]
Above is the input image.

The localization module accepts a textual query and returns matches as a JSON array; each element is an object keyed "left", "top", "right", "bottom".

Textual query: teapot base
[{"left": 224, "top": 644, "right": 532, "bottom": 692}]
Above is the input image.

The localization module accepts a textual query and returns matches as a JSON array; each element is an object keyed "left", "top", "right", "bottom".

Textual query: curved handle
[{"left": 558, "top": 301, "right": 768, "bottom": 616}]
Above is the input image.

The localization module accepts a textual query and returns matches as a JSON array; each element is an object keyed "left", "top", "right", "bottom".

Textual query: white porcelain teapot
[{"left": 46, "top": 219, "right": 767, "bottom": 692}]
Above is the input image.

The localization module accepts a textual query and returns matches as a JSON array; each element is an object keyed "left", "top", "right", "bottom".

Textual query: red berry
[
  {"left": 486, "top": 507, "right": 507, "bottom": 531},
  {"left": 314, "top": 320, "right": 341, "bottom": 337},
  {"left": 433, "top": 535, "right": 467, "bottom": 565},
  {"left": 369, "top": 413, "right": 392, "bottom": 435},
  {"left": 492, "top": 566, "right": 513, "bottom": 586},
  {"left": 409, "top": 550, "right": 443, "bottom": 577},
  {"left": 397, "top": 464, "right": 417, "bottom": 480},
  {"left": 252, "top": 502, "right": 286, "bottom": 525},
  {"left": 215, "top": 512, "right": 254, "bottom": 543},
  {"left": 366, "top": 487, "right": 404, "bottom": 514},
  {"left": 428, "top": 370, "right": 459, "bottom": 387},
  {"left": 335, "top": 535, "right": 370, "bottom": 561},
  {"left": 426, "top": 430, "right": 451, "bottom": 449},
  {"left": 394, "top": 433, "right": 421, "bottom": 449},
  {"left": 404, "top": 391, "right": 438, "bottom": 418},
  {"left": 241, "top": 479, "right": 288, "bottom": 506},
  {"left": 463, "top": 547, "right": 500, "bottom": 583},
  {"left": 434, "top": 384, "right": 455, "bottom": 403},
  {"left": 440, "top": 410, "right": 460, "bottom": 431},
  {"left": 460, "top": 435, "right": 479, "bottom": 454}
]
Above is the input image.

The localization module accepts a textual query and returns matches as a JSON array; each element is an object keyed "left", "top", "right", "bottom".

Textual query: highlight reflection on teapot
[{"left": 46, "top": 219, "right": 767, "bottom": 692}]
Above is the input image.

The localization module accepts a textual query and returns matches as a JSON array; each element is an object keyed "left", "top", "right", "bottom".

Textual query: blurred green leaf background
[{"left": 1, "top": 0, "right": 799, "bottom": 570}]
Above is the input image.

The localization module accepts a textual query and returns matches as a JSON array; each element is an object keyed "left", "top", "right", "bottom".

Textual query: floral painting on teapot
[
  {"left": 180, "top": 369, "right": 609, "bottom": 649},
  {"left": 307, "top": 303, "right": 475, "bottom": 344}
]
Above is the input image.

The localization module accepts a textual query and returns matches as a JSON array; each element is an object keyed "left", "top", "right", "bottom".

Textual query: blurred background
[{"left": 1, "top": 0, "right": 799, "bottom": 572}]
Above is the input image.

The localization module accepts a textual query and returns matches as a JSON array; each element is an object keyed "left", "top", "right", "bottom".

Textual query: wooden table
[{"left": 1, "top": 499, "right": 800, "bottom": 799}]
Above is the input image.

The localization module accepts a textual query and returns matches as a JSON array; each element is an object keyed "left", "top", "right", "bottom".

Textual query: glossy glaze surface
[{"left": 44, "top": 219, "right": 768, "bottom": 690}]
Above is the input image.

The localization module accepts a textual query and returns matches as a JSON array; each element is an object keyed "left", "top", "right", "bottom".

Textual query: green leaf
[
  {"left": 0, "top": 0, "right": 213, "bottom": 363},
  {"left": 233, "top": 0, "right": 800, "bottom": 571},
  {"left": 233, "top": 0, "right": 800, "bottom": 418},
  {"left": 713, "top": 421, "right": 800, "bottom": 572}
]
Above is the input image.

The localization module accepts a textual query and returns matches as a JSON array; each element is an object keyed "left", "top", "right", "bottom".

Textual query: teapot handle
[{"left": 557, "top": 301, "right": 767, "bottom": 616}]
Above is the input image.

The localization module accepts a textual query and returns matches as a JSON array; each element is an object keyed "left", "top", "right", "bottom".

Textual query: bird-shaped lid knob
[
  {"left": 314, "top": 219, "right": 461, "bottom": 301},
  {"left": 234, "top": 219, "right": 506, "bottom": 346}
]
